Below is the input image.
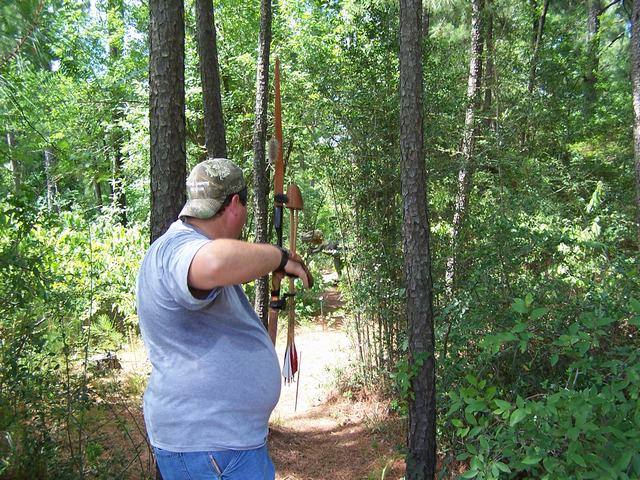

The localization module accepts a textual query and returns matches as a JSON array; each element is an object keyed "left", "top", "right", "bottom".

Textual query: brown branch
[
  {"left": 0, "top": 0, "right": 47, "bottom": 70},
  {"left": 599, "top": 0, "right": 621, "bottom": 15},
  {"left": 604, "top": 30, "right": 626, "bottom": 50}
]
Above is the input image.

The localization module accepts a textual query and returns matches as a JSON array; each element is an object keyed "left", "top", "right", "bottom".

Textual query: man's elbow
[{"left": 188, "top": 250, "right": 228, "bottom": 290}]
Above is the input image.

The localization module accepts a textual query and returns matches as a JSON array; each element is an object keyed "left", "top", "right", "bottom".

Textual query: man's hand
[{"left": 276, "top": 252, "right": 313, "bottom": 288}]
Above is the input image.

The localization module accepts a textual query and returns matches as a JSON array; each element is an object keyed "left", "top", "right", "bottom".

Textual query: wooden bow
[{"left": 267, "top": 58, "right": 303, "bottom": 384}]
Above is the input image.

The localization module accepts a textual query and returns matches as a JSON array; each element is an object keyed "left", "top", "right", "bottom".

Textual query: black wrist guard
[{"left": 274, "top": 246, "right": 289, "bottom": 273}]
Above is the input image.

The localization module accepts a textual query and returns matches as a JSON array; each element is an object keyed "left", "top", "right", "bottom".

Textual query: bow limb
[{"left": 268, "top": 57, "right": 286, "bottom": 347}]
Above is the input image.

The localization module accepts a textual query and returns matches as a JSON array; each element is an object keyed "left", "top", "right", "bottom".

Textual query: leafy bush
[
  {"left": 0, "top": 198, "right": 147, "bottom": 478},
  {"left": 442, "top": 298, "right": 639, "bottom": 479}
]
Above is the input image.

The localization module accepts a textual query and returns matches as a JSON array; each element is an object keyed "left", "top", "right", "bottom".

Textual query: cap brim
[{"left": 178, "top": 198, "right": 223, "bottom": 219}]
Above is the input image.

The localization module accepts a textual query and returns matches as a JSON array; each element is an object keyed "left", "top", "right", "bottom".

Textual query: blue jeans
[{"left": 153, "top": 445, "right": 276, "bottom": 480}]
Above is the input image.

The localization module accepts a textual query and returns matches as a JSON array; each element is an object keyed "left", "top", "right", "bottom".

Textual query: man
[{"left": 136, "top": 158, "right": 312, "bottom": 479}]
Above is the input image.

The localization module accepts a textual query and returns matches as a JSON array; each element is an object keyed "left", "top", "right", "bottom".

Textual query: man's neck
[{"left": 183, "top": 216, "right": 230, "bottom": 240}]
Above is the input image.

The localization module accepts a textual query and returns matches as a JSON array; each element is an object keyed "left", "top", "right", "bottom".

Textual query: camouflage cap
[{"left": 178, "top": 158, "right": 246, "bottom": 219}]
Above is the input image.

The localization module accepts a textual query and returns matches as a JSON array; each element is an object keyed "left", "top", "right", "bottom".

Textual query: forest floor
[
  {"left": 269, "top": 287, "right": 406, "bottom": 480},
  {"left": 114, "top": 285, "right": 407, "bottom": 479}
]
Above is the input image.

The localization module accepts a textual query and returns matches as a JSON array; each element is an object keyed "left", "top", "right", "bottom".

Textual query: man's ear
[{"left": 230, "top": 193, "right": 243, "bottom": 212}]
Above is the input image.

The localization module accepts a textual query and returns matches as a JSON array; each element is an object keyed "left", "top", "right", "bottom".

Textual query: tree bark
[
  {"left": 93, "top": 177, "right": 103, "bottom": 208},
  {"left": 632, "top": 0, "right": 640, "bottom": 248},
  {"left": 422, "top": 2, "right": 430, "bottom": 41},
  {"left": 528, "top": 0, "right": 550, "bottom": 94},
  {"left": 196, "top": 0, "right": 227, "bottom": 159},
  {"left": 584, "top": 0, "right": 602, "bottom": 118},
  {"left": 445, "top": 0, "right": 483, "bottom": 293},
  {"left": 149, "top": 0, "right": 186, "bottom": 243},
  {"left": 399, "top": 0, "right": 436, "bottom": 478},
  {"left": 108, "top": 0, "right": 127, "bottom": 225},
  {"left": 519, "top": 0, "right": 549, "bottom": 148},
  {"left": 483, "top": 0, "right": 496, "bottom": 132},
  {"left": 252, "top": 0, "right": 273, "bottom": 327}
]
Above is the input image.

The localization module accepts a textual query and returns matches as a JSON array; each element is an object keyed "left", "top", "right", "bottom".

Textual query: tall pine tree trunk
[
  {"left": 196, "top": 0, "right": 227, "bottom": 159},
  {"left": 518, "top": 0, "right": 550, "bottom": 149},
  {"left": 483, "top": 1, "right": 496, "bottom": 132},
  {"left": 399, "top": 0, "right": 436, "bottom": 478},
  {"left": 422, "top": 2, "right": 430, "bottom": 40},
  {"left": 528, "top": 0, "right": 550, "bottom": 94},
  {"left": 93, "top": 177, "right": 103, "bottom": 208},
  {"left": 252, "top": 0, "right": 273, "bottom": 326},
  {"left": 445, "top": 0, "right": 483, "bottom": 293},
  {"left": 108, "top": 0, "right": 127, "bottom": 224},
  {"left": 150, "top": 0, "right": 186, "bottom": 242},
  {"left": 632, "top": 0, "right": 640, "bottom": 248},
  {"left": 584, "top": 0, "right": 602, "bottom": 118}
]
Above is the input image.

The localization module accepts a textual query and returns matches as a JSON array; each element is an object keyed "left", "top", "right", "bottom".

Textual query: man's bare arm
[{"left": 188, "top": 240, "right": 312, "bottom": 290}]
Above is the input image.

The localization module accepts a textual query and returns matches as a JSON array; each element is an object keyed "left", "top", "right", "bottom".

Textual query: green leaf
[
  {"left": 464, "top": 411, "right": 478, "bottom": 426},
  {"left": 485, "top": 386, "right": 497, "bottom": 400},
  {"left": 569, "top": 452, "right": 586, "bottom": 467},
  {"left": 522, "top": 456, "right": 542, "bottom": 465},
  {"left": 480, "top": 437, "right": 489, "bottom": 452},
  {"left": 630, "top": 298, "right": 640, "bottom": 314},
  {"left": 461, "top": 470, "right": 479, "bottom": 478},
  {"left": 525, "top": 293, "right": 534, "bottom": 306},
  {"left": 466, "top": 374, "right": 478, "bottom": 386},
  {"left": 466, "top": 399, "right": 487, "bottom": 413},
  {"left": 613, "top": 451, "right": 632, "bottom": 472},
  {"left": 493, "top": 399, "right": 512, "bottom": 411},
  {"left": 495, "top": 462, "right": 511, "bottom": 473},
  {"left": 509, "top": 408, "right": 527, "bottom": 426},
  {"left": 550, "top": 353, "right": 559, "bottom": 366},
  {"left": 512, "top": 298, "right": 528, "bottom": 314},
  {"left": 586, "top": 181, "right": 604, "bottom": 213},
  {"left": 530, "top": 307, "right": 548, "bottom": 321},
  {"left": 511, "top": 322, "right": 527, "bottom": 333}
]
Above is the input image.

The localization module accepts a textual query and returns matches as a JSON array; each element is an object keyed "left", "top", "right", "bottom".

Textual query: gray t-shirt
[{"left": 136, "top": 220, "right": 281, "bottom": 452}]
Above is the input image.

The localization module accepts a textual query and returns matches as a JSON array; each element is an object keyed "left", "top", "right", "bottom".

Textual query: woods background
[{"left": 1, "top": 0, "right": 639, "bottom": 478}]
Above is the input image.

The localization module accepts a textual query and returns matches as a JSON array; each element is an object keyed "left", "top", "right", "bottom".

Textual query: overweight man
[{"left": 136, "top": 158, "right": 312, "bottom": 479}]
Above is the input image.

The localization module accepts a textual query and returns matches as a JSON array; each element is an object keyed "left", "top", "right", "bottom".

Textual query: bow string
[{"left": 267, "top": 57, "right": 303, "bottom": 385}]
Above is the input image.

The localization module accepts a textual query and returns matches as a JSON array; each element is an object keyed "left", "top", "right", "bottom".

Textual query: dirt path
[{"left": 268, "top": 290, "right": 405, "bottom": 480}]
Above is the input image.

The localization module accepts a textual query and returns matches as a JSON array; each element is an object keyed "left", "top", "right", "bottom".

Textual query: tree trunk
[
  {"left": 93, "top": 178, "right": 103, "bottom": 208},
  {"left": 196, "top": 0, "right": 227, "bottom": 159},
  {"left": 519, "top": 0, "right": 549, "bottom": 148},
  {"left": 112, "top": 142, "right": 128, "bottom": 224},
  {"left": 483, "top": 0, "right": 496, "bottom": 132},
  {"left": 399, "top": 0, "right": 436, "bottom": 478},
  {"left": 149, "top": 0, "right": 186, "bottom": 243},
  {"left": 632, "top": 0, "right": 640, "bottom": 248},
  {"left": 6, "top": 131, "right": 20, "bottom": 192},
  {"left": 445, "top": 0, "right": 483, "bottom": 293},
  {"left": 584, "top": 0, "right": 602, "bottom": 118},
  {"left": 252, "top": 0, "right": 273, "bottom": 327},
  {"left": 44, "top": 147, "right": 58, "bottom": 211},
  {"left": 422, "top": 3, "right": 430, "bottom": 40},
  {"left": 528, "top": 0, "right": 550, "bottom": 94},
  {"left": 108, "top": 0, "right": 128, "bottom": 225}
]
